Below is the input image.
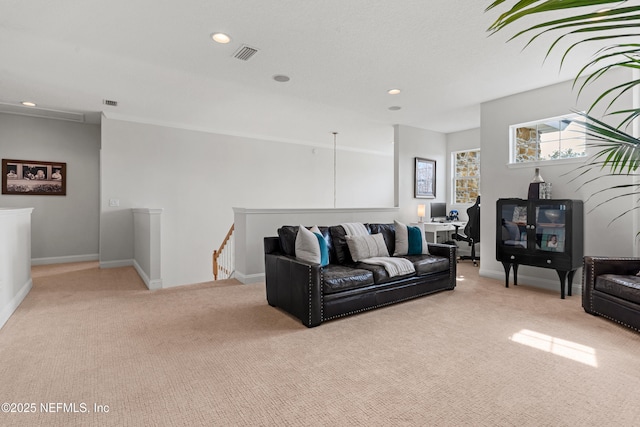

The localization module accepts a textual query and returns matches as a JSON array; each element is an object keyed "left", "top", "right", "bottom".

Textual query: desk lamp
[{"left": 417, "top": 204, "right": 426, "bottom": 223}]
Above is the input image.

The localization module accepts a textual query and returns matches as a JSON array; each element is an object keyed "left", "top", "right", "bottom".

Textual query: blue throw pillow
[
  {"left": 407, "top": 225, "right": 423, "bottom": 255},
  {"left": 393, "top": 220, "right": 430, "bottom": 256},
  {"left": 313, "top": 232, "right": 329, "bottom": 266}
]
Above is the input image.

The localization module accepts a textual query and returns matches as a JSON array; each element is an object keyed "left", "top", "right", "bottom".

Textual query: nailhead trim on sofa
[{"left": 586, "top": 256, "right": 640, "bottom": 333}]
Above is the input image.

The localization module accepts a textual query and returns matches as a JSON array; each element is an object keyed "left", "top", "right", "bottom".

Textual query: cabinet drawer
[{"left": 502, "top": 253, "right": 571, "bottom": 270}]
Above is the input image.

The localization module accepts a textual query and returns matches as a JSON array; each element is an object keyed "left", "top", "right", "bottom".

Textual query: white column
[
  {"left": 0, "top": 208, "right": 34, "bottom": 329},
  {"left": 133, "top": 208, "right": 163, "bottom": 290}
]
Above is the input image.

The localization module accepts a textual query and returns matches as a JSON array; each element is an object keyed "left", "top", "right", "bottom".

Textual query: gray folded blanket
[{"left": 360, "top": 256, "right": 415, "bottom": 277}]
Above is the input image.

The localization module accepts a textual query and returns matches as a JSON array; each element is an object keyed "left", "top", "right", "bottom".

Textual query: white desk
[{"left": 412, "top": 221, "right": 466, "bottom": 243}]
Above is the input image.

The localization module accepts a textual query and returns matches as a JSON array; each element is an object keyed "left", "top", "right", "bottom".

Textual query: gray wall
[
  {"left": 479, "top": 70, "right": 635, "bottom": 292},
  {"left": 0, "top": 114, "right": 100, "bottom": 262},
  {"left": 394, "top": 124, "right": 448, "bottom": 223},
  {"left": 100, "top": 117, "right": 394, "bottom": 287}
]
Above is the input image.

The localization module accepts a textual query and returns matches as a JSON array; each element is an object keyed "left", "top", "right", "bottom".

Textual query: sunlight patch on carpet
[{"left": 509, "top": 329, "right": 598, "bottom": 367}]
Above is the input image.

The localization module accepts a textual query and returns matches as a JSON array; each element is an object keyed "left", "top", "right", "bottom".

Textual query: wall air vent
[
  {"left": 103, "top": 99, "right": 118, "bottom": 106},
  {"left": 233, "top": 45, "right": 259, "bottom": 61},
  {"left": 0, "top": 102, "right": 85, "bottom": 122}
]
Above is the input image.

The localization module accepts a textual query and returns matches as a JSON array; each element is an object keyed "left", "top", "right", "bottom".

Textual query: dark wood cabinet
[{"left": 496, "top": 198, "right": 583, "bottom": 299}]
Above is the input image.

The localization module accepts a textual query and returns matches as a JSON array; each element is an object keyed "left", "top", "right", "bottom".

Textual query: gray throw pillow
[{"left": 345, "top": 233, "right": 390, "bottom": 262}]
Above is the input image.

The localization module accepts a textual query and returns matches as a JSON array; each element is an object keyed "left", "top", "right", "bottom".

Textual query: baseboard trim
[
  {"left": 235, "top": 272, "right": 265, "bottom": 284},
  {"left": 100, "top": 259, "right": 134, "bottom": 269},
  {"left": 32, "top": 254, "right": 99, "bottom": 266},
  {"left": 480, "top": 268, "right": 582, "bottom": 296},
  {"left": 0, "top": 278, "right": 32, "bottom": 330},
  {"left": 133, "top": 260, "right": 162, "bottom": 290}
]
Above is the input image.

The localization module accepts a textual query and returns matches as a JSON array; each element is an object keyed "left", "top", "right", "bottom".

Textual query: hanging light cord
[{"left": 333, "top": 132, "right": 338, "bottom": 208}]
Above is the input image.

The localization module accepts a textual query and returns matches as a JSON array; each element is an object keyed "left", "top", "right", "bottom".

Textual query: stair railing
[{"left": 213, "top": 224, "right": 235, "bottom": 280}]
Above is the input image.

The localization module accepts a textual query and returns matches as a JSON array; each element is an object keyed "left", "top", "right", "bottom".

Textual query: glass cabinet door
[
  {"left": 498, "top": 200, "right": 529, "bottom": 249},
  {"left": 535, "top": 203, "right": 567, "bottom": 253}
]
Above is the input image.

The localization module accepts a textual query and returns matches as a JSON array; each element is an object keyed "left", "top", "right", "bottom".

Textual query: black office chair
[{"left": 452, "top": 195, "right": 480, "bottom": 266}]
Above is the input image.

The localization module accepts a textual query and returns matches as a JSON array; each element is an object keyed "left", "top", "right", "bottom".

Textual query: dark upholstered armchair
[{"left": 583, "top": 256, "right": 640, "bottom": 332}]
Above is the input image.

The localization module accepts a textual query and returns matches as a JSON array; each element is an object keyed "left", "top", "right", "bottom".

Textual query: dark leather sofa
[
  {"left": 264, "top": 223, "right": 457, "bottom": 327},
  {"left": 583, "top": 256, "right": 640, "bottom": 332}
]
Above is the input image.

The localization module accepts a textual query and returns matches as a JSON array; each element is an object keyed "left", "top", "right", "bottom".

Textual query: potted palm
[{"left": 486, "top": 0, "right": 640, "bottom": 221}]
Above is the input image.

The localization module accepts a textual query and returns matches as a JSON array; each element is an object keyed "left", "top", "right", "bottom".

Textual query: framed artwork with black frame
[
  {"left": 415, "top": 157, "right": 436, "bottom": 199},
  {"left": 2, "top": 159, "right": 67, "bottom": 196}
]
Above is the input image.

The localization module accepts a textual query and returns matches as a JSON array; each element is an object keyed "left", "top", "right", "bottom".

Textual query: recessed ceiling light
[
  {"left": 388, "top": 106, "right": 402, "bottom": 111},
  {"left": 273, "top": 75, "right": 290, "bottom": 83},
  {"left": 211, "top": 33, "right": 231, "bottom": 44},
  {"left": 21, "top": 101, "right": 36, "bottom": 107},
  {"left": 388, "top": 89, "right": 401, "bottom": 95}
]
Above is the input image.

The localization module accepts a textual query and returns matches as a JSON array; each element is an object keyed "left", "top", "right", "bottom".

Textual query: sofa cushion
[
  {"left": 401, "top": 254, "right": 449, "bottom": 276},
  {"left": 329, "top": 225, "right": 354, "bottom": 264},
  {"left": 322, "top": 264, "right": 375, "bottom": 294},
  {"left": 367, "top": 223, "right": 396, "bottom": 255},
  {"left": 595, "top": 274, "right": 640, "bottom": 305},
  {"left": 279, "top": 225, "right": 335, "bottom": 263},
  {"left": 345, "top": 233, "right": 389, "bottom": 262},
  {"left": 354, "top": 262, "right": 414, "bottom": 285},
  {"left": 295, "top": 225, "right": 329, "bottom": 266},
  {"left": 393, "top": 220, "right": 429, "bottom": 256},
  {"left": 278, "top": 226, "right": 298, "bottom": 256}
]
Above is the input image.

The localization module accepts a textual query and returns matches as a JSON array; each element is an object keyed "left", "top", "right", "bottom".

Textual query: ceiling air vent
[
  {"left": 233, "top": 45, "right": 258, "bottom": 61},
  {"left": 103, "top": 99, "right": 118, "bottom": 106}
]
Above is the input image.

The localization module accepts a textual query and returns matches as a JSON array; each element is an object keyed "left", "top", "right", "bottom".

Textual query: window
[
  {"left": 510, "top": 114, "right": 586, "bottom": 164},
  {"left": 453, "top": 149, "right": 480, "bottom": 204}
]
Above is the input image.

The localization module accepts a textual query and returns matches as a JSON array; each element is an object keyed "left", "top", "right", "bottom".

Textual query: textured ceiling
[{"left": 0, "top": 0, "right": 599, "bottom": 152}]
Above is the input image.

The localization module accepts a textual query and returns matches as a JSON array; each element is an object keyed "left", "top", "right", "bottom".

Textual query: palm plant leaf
[
  {"left": 574, "top": 44, "right": 640, "bottom": 92},
  {"left": 486, "top": 1, "right": 640, "bottom": 225},
  {"left": 486, "top": 0, "right": 626, "bottom": 32},
  {"left": 510, "top": 8, "right": 640, "bottom": 48},
  {"left": 564, "top": 112, "right": 640, "bottom": 223},
  {"left": 583, "top": 189, "right": 640, "bottom": 226},
  {"left": 574, "top": 113, "right": 640, "bottom": 173},
  {"left": 573, "top": 45, "right": 640, "bottom": 124},
  {"left": 612, "top": 108, "right": 640, "bottom": 129},
  {"left": 557, "top": 31, "right": 640, "bottom": 67},
  {"left": 487, "top": 1, "right": 640, "bottom": 128}
]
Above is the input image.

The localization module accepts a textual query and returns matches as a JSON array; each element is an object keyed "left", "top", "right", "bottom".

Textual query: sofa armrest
[
  {"left": 427, "top": 242, "right": 456, "bottom": 258},
  {"left": 264, "top": 236, "right": 281, "bottom": 255},
  {"left": 427, "top": 243, "right": 457, "bottom": 288},
  {"left": 264, "top": 251, "right": 323, "bottom": 327},
  {"left": 583, "top": 256, "right": 640, "bottom": 313}
]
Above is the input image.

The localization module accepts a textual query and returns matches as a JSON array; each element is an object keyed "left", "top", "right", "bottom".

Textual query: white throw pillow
[
  {"left": 345, "top": 233, "right": 390, "bottom": 262},
  {"left": 295, "top": 225, "right": 329, "bottom": 266}
]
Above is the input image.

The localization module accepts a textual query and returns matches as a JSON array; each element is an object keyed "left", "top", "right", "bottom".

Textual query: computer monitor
[{"left": 430, "top": 202, "right": 447, "bottom": 221}]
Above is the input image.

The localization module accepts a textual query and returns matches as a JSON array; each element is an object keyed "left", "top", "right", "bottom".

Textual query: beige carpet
[{"left": 1, "top": 262, "right": 639, "bottom": 426}]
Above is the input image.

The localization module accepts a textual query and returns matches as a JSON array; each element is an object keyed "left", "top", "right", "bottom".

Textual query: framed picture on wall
[
  {"left": 2, "top": 159, "right": 67, "bottom": 196},
  {"left": 415, "top": 157, "right": 436, "bottom": 198}
]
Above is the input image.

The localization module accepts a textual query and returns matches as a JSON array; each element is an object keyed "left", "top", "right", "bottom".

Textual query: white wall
[
  {"left": 0, "top": 208, "right": 33, "bottom": 330},
  {"left": 100, "top": 117, "right": 394, "bottom": 287},
  {"left": 0, "top": 114, "right": 101, "bottom": 263},
  {"left": 394, "top": 124, "right": 448, "bottom": 223},
  {"left": 480, "top": 70, "right": 635, "bottom": 293}
]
